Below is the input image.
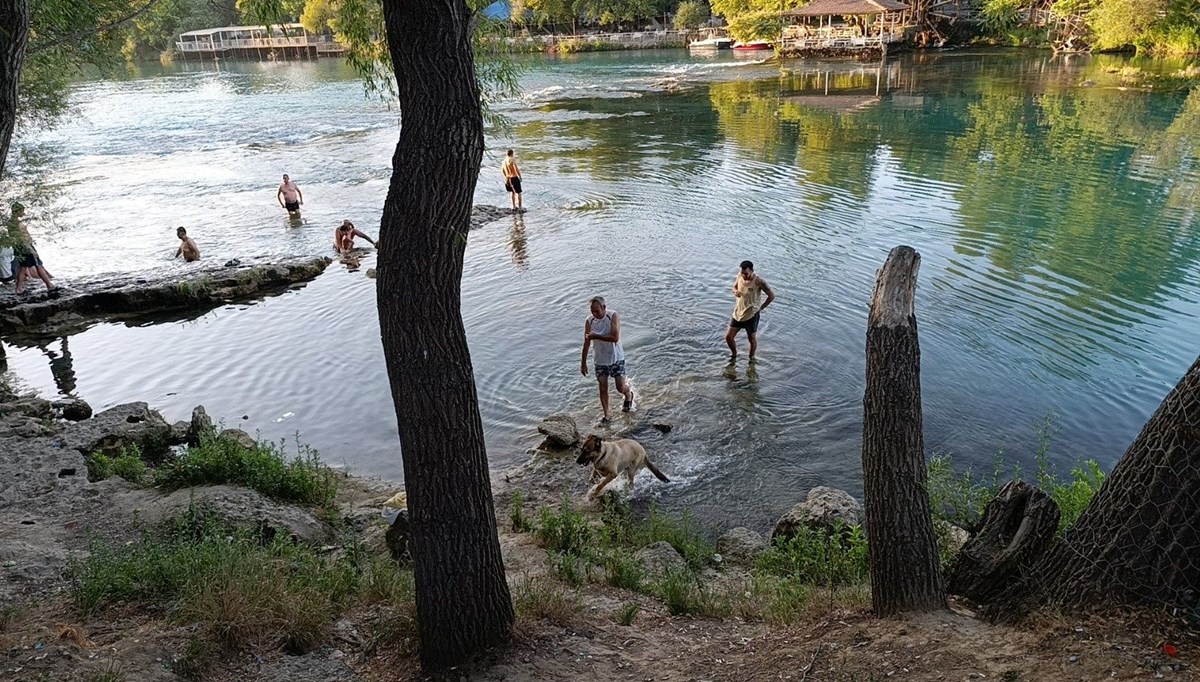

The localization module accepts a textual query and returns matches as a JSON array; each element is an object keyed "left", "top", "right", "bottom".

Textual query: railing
[
  {"left": 779, "top": 30, "right": 908, "bottom": 50},
  {"left": 504, "top": 29, "right": 688, "bottom": 48},
  {"left": 176, "top": 35, "right": 340, "bottom": 52}
]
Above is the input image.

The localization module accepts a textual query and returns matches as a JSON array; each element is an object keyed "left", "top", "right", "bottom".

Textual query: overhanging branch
[{"left": 29, "top": 0, "right": 165, "bottom": 56}]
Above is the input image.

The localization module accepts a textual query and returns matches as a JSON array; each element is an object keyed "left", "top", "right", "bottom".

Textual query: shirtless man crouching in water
[
  {"left": 277, "top": 174, "right": 303, "bottom": 217},
  {"left": 174, "top": 227, "right": 200, "bottom": 262}
]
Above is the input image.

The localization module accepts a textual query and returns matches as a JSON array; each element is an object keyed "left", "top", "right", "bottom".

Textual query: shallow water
[{"left": 4, "top": 49, "right": 1199, "bottom": 532}]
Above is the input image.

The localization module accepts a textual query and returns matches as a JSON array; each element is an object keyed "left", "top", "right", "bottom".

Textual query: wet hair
[
  {"left": 506, "top": 149, "right": 514, "bottom": 156},
  {"left": 11, "top": 201, "right": 24, "bottom": 216},
  {"left": 589, "top": 296, "right": 606, "bottom": 308},
  {"left": 177, "top": 226, "right": 187, "bottom": 235},
  {"left": 339, "top": 220, "right": 353, "bottom": 231},
  {"left": 739, "top": 260, "right": 754, "bottom": 271}
]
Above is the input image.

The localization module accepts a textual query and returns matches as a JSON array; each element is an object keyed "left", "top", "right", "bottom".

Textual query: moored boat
[
  {"left": 732, "top": 40, "right": 773, "bottom": 51},
  {"left": 689, "top": 35, "right": 734, "bottom": 51}
]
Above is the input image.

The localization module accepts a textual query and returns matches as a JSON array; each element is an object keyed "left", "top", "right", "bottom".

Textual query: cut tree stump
[{"left": 947, "top": 479, "right": 1060, "bottom": 605}]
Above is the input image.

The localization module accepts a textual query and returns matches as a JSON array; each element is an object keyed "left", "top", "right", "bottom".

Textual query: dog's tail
[{"left": 645, "top": 460, "right": 670, "bottom": 483}]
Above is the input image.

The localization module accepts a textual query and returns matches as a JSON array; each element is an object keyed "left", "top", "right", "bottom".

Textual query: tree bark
[
  {"left": 0, "top": 0, "right": 31, "bottom": 180},
  {"left": 946, "top": 479, "right": 1059, "bottom": 605},
  {"left": 862, "top": 246, "right": 946, "bottom": 616},
  {"left": 377, "top": 0, "right": 513, "bottom": 670},
  {"left": 989, "top": 355, "right": 1200, "bottom": 622}
]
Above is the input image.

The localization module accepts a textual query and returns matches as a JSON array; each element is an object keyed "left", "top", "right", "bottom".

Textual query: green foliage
[
  {"left": 615, "top": 601, "right": 639, "bottom": 625},
  {"left": 602, "top": 548, "right": 646, "bottom": 591},
  {"left": 656, "top": 565, "right": 727, "bottom": 616},
  {"left": 710, "top": 0, "right": 804, "bottom": 41},
  {"left": 754, "top": 525, "right": 869, "bottom": 586},
  {"left": 69, "top": 503, "right": 412, "bottom": 673},
  {"left": 673, "top": 0, "right": 710, "bottom": 29},
  {"left": 119, "top": 0, "right": 240, "bottom": 60},
  {"left": 509, "top": 491, "right": 533, "bottom": 532},
  {"left": 512, "top": 575, "right": 580, "bottom": 624},
  {"left": 535, "top": 496, "right": 597, "bottom": 555},
  {"left": 87, "top": 446, "right": 147, "bottom": 484},
  {"left": 153, "top": 433, "right": 337, "bottom": 506},
  {"left": 600, "top": 497, "right": 714, "bottom": 570}
]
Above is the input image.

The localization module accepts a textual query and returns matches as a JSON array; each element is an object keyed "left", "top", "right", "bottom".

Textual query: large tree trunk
[
  {"left": 0, "top": 0, "right": 31, "bottom": 179},
  {"left": 862, "top": 246, "right": 946, "bottom": 616},
  {"left": 377, "top": 0, "right": 514, "bottom": 670},
  {"left": 989, "top": 355, "right": 1200, "bottom": 622}
]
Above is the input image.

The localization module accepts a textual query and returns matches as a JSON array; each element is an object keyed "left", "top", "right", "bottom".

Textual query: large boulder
[
  {"left": 773, "top": 486, "right": 863, "bottom": 541},
  {"left": 635, "top": 541, "right": 687, "bottom": 577},
  {"left": 716, "top": 527, "right": 767, "bottom": 566},
  {"left": 537, "top": 414, "right": 580, "bottom": 449},
  {"left": 53, "top": 398, "right": 93, "bottom": 422}
]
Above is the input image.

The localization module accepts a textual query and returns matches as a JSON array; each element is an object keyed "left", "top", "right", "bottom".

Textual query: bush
[
  {"left": 68, "top": 504, "right": 408, "bottom": 674},
  {"left": 602, "top": 549, "right": 645, "bottom": 592},
  {"left": 601, "top": 497, "right": 713, "bottom": 570},
  {"left": 513, "top": 576, "right": 580, "bottom": 624},
  {"left": 87, "top": 446, "right": 146, "bottom": 484},
  {"left": 754, "top": 525, "right": 869, "bottom": 586},
  {"left": 535, "top": 497, "right": 596, "bottom": 557},
  {"left": 154, "top": 435, "right": 337, "bottom": 506}
]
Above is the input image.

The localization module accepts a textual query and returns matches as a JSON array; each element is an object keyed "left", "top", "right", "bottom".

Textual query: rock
[
  {"left": 384, "top": 508, "right": 411, "bottom": 564},
  {"left": 937, "top": 520, "right": 971, "bottom": 555},
  {"left": 634, "top": 540, "right": 686, "bottom": 577},
  {"left": 59, "top": 402, "right": 173, "bottom": 460},
  {"left": 652, "top": 422, "right": 673, "bottom": 434},
  {"left": 114, "top": 484, "right": 335, "bottom": 545},
  {"left": 365, "top": 268, "right": 377, "bottom": 279},
  {"left": 53, "top": 398, "right": 93, "bottom": 422},
  {"left": 716, "top": 527, "right": 767, "bottom": 566},
  {"left": 189, "top": 405, "right": 214, "bottom": 445},
  {"left": 537, "top": 414, "right": 580, "bottom": 449},
  {"left": 224, "top": 259, "right": 241, "bottom": 267},
  {"left": 0, "top": 397, "right": 53, "bottom": 419},
  {"left": 168, "top": 420, "right": 190, "bottom": 445},
  {"left": 772, "top": 486, "right": 864, "bottom": 541},
  {"left": 218, "top": 428, "right": 256, "bottom": 450}
]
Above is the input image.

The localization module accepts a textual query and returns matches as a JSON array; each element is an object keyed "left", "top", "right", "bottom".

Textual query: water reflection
[{"left": 507, "top": 213, "right": 529, "bottom": 270}]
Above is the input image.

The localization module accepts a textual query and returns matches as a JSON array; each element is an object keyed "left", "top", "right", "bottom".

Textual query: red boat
[{"left": 732, "top": 41, "right": 773, "bottom": 51}]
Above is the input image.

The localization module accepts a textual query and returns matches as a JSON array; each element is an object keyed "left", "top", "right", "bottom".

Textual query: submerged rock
[
  {"left": 773, "top": 486, "right": 864, "bottom": 541},
  {"left": 538, "top": 414, "right": 580, "bottom": 449}
]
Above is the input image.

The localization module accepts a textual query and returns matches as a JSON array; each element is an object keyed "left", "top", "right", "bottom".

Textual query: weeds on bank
[
  {"left": 86, "top": 445, "right": 146, "bottom": 484},
  {"left": 69, "top": 503, "right": 414, "bottom": 677},
  {"left": 512, "top": 575, "right": 580, "bottom": 625},
  {"left": 154, "top": 434, "right": 337, "bottom": 506},
  {"left": 927, "top": 413, "right": 1106, "bottom": 534}
]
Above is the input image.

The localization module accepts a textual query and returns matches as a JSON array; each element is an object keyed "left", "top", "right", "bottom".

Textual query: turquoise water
[{"left": 4, "top": 49, "right": 1198, "bottom": 532}]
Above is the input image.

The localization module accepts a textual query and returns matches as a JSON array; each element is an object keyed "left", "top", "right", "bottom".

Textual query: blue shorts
[{"left": 595, "top": 360, "right": 626, "bottom": 379}]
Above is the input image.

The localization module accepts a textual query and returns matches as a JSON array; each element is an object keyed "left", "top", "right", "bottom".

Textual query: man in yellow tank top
[{"left": 725, "top": 260, "right": 775, "bottom": 360}]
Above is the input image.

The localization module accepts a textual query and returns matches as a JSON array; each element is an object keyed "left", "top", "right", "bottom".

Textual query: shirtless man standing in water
[
  {"left": 501, "top": 149, "right": 523, "bottom": 213},
  {"left": 277, "top": 174, "right": 303, "bottom": 217}
]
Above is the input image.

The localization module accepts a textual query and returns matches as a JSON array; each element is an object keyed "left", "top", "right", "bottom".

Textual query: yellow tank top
[{"left": 733, "top": 276, "right": 761, "bottom": 322}]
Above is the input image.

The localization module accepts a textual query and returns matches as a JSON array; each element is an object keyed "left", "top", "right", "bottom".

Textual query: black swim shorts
[
  {"left": 506, "top": 176, "right": 522, "bottom": 194},
  {"left": 285, "top": 201, "right": 300, "bottom": 211},
  {"left": 729, "top": 312, "right": 760, "bottom": 334}
]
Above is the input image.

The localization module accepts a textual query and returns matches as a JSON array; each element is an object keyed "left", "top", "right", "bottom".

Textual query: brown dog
[{"left": 576, "top": 434, "right": 669, "bottom": 500}]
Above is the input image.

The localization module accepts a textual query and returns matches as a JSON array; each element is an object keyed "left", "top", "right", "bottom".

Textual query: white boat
[{"left": 689, "top": 29, "right": 733, "bottom": 51}]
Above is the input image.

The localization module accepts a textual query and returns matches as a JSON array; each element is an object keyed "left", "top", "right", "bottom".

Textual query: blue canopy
[{"left": 480, "top": 0, "right": 510, "bottom": 20}]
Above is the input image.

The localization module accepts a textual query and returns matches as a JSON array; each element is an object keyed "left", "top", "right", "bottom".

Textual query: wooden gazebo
[{"left": 779, "top": 0, "right": 913, "bottom": 56}]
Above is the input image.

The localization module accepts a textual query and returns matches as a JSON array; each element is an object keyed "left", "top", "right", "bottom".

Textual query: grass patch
[
  {"left": 754, "top": 524, "right": 869, "bottom": 587},
  {"left": 512, "top": 575, "right": 580, "bottom": 625},
  {"left": 599, "top": 496, "right": 714, "bottom": 570},
  {"left": 68, "top": 503, "right": 412, "bottom": 677},
  {"left": 88, "top": 661, "right": 126, "bottom": 682},
  {"left": 86, "top": 446, "right": 146, "bottom": 484},
  {"left": 615, "top": 601, "right": 639, "bottom": 625},
  {"left": 602, "top": 548, "right": 646, "bottom": 592},
  {"left": 153, "top": 434, "right": 337, "bottom": 506},
  {"left": 510, "top": 491, "right": 533, "bottom": 533},
  {"left": 534, "top": 496, "right": 596, "bottom": 556}
]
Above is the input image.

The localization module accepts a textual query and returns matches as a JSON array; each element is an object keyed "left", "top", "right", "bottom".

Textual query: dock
[
  {"left": 176, "top": 23, "right": 346, "bottom": 61},
  {"left": 779, "top": 0, "right": 916, "bottom": 58}
]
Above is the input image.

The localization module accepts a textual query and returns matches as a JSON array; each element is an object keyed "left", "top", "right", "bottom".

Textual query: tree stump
[
  {"left": 861, "top": 246, "right": 946, "bottom": 616},
  {"left": 947, "top": 480, "right": 1060, "bottom": 605}
]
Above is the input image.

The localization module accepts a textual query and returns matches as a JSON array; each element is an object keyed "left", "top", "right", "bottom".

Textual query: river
[{"left": 3, "top": 49, "right": 1198, "bottom": 532}]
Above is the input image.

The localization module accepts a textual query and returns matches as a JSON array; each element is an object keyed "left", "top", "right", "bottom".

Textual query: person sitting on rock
[
  {"left": 334, "top": 220, "right": 376, "bottom": 254},
  {"left": 10, "top": 202, "right": 56, "bottom": 295},
  {"left": 174, "top": 226, "right": 200, "bottom": 262}
]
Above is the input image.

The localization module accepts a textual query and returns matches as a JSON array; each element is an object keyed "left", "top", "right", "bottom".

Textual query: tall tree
[
  {"left": 375, "top": 0, "right": 514, "bottom": 670},
  {"left": 990, "top": 355, "right": 1200, "bottom": 621},
  {"left": 0, "top": 0, "right": 31, "bottom": 181},
  {"left": 861, "top": 246, "right": 947, "bottom": 616}
]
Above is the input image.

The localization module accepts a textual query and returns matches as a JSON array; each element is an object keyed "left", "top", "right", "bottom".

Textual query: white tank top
[{"left": 589, "top": 312, "right": 625, "bottom": 366}]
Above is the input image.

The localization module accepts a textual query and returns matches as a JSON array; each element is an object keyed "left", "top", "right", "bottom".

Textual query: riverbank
[{"left": 0, "top": 383, "right": 1193, "bottom": 680}]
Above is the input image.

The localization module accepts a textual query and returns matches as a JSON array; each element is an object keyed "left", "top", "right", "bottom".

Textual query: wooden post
[{"left": 862, "top": 246, "right": 947, "bottom": 616}]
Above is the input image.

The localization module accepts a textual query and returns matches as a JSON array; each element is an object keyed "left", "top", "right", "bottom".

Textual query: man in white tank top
[
  {"left": 581, "top": 296, "right": 635, "bottom": 422},
  {"left": 725, "top": 260, "right": 775, "bottom": 360}
]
